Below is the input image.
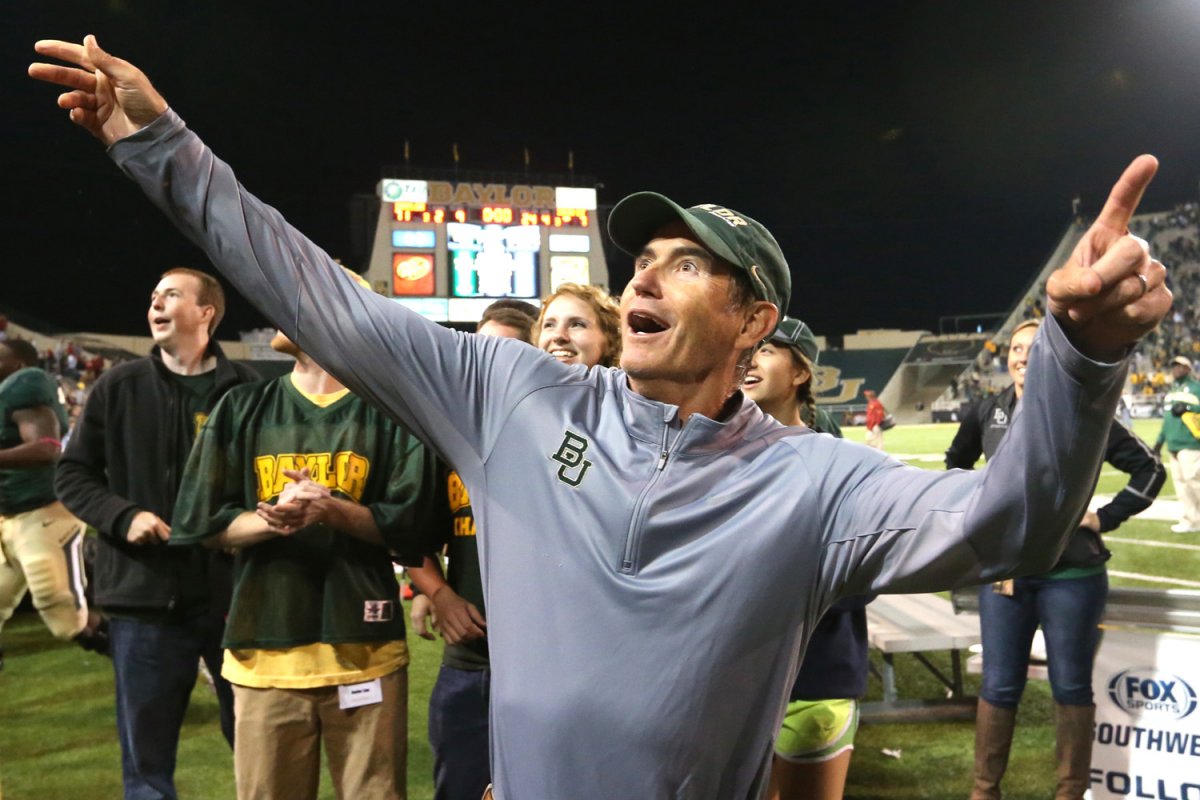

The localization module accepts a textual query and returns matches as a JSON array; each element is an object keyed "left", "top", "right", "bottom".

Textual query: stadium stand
[
  {"left": 1126, "top": 202, "right": 1200, "bottom": 415},
  {"left": 913, "top": 201, "right": 1200, "bottom": 425}
]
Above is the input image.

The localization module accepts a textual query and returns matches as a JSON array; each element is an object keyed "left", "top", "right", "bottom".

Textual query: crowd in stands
[
  {"left": 0, "top": 316, "right": 112, "bottom": 430},
  {"left": 1128, "top": 202, "right": 1200, "bottom": 398},
  {"left": 39, "top": 342, "right": 107, "bottom": 428},
  {"left": 951, "top": 202, "right": 1200, "bottom": 410}
]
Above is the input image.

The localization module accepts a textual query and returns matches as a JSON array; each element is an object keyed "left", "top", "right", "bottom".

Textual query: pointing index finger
[
  {"left": 1094, "top": 154, "right": 1159, "bottom": 234},
  {"left": 33, "top": 39, "right": 94, "bottom": 69}
]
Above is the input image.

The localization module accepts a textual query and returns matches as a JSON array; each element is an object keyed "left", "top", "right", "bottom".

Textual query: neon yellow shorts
[{"left": 774, "top": 698, "right": 859, "bottom": 763}]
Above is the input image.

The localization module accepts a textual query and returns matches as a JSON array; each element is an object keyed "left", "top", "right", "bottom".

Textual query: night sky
[{"left": 7, "top": 1, "right": 1200, "bottom": 339}]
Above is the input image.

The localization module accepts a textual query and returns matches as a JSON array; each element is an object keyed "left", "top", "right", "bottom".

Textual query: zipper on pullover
[{"left": 621, "top": 423, "right": 678, "bottom": 573}]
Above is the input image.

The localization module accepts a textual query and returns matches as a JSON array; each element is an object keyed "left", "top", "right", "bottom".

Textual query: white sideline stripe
[
  {"left": 1104, "top": 536, "right": 1200, "bottom": 552},
  {"left": 893, "top": 454, "right": 946, "bottom": 462},
  {"left": 1107, "top": 570, "right": 1200, "bottom": 588},
  {"left": 1089, "top": 494, "right": 1181, "bottom": 522}
]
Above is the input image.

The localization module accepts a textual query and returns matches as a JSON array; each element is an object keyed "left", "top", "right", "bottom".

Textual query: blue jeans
[
  {"left": 108, "top": 615, "right": 234, "bottom": 800},
  {"left": 428, "top": 665, "right": 491, "bottom": 800},
  {"left": 978, "top": 571, "right": 1108, "bottom": 708}
]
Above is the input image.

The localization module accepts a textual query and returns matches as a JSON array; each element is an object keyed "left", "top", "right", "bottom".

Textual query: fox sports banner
[{"left": 1090, "top": 629, "right": 1200, "bottom": 799}]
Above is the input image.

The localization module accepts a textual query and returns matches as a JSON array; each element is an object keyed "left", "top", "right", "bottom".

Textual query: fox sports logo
[{"left": 1107, "top": 668, "right": 1198, "bottom": 720}]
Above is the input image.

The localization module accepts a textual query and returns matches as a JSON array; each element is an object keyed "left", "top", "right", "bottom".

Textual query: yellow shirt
[{"left": 223, "top": 640, "right": 409, "bottom": 689}]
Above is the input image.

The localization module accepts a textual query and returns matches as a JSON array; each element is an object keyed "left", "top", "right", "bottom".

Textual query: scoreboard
[{"left": 363, "top": 178, "right": 609, "bottom": 323}]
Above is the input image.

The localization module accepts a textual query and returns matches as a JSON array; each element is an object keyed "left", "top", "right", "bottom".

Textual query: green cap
[
  {"left": 607, "top": 191, "right": 791, "bottom": 313},
  {"left": 768, "top": 316, "right": 819, "bottom": 365}
]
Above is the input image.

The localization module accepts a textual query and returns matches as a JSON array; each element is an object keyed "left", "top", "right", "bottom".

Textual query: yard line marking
[
  {"left": 1105, "top": 536, "right": 1200, "bottom": 552},
  {"left": 1107, "top": 570, "right": 1200, "bottom": 588}
]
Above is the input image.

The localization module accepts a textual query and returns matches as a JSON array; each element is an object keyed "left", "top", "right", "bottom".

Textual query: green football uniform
[
  {"left": 1157, "top": 376, "right": 1200, "bottom": 453},
  {"left": 0, "top": 367, "right": 69, "bottom": 515},
  {"left": 171, "top": 376, "right": 433, "bottom": 649}
]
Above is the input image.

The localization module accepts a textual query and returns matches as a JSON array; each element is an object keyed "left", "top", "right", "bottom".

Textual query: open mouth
[
  {"left": 743, "top": 374, "right": 762, "bottom": 388},
  {"left": 627, "top": 311, "right": 669, "bottom": 336},
  {"left": 549, "top": 348, "right": 577, "bottom": 361},
  {"left": 152, "top": 316, "right": 170, "bottom": 326}
]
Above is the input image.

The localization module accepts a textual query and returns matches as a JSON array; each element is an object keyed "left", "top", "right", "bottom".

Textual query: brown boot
[
  {"left": 970, "top": 698, "right": 1017, "bottom": 800},
  {"left": 1054, "top": 703, "right": 1095, "bottom": 800}
]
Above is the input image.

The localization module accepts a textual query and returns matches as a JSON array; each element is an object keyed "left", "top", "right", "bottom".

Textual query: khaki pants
[
  {"left": 0, "top": 501, "right": 87, "bottom": 640},
  {"left": 865, "top": 425, "right": 884, "bottom": 450},
  {"left": 233, "top": 667, "right": 407, "bottom": 800},
  {"left": 1170, "top": 449, "right": 1200, "bottom": 528}
]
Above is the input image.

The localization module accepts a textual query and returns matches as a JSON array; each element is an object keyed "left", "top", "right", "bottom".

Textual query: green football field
[{"left": 1, "top": 420, "right": 1197, "bottom": 799}]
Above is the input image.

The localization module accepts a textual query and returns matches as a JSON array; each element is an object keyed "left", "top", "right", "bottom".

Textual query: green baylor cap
[
  {"left": 768, "top": 316, "right": 819, "bottom": 365},
  {"left": 607, "top": 191, "right": 792, "bottom": 313}
]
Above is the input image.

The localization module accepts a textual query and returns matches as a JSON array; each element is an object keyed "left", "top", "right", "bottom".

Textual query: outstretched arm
[
  {"left": 825, "top": 157, "right": 1171, "bottom": 596},
  {"left": 31, "top": 36, "right": 566, "bottom": 488}
]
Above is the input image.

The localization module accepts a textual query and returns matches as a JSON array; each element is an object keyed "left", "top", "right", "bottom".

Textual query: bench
[
  {"left": 950, "top": 586, "right": 1200, "bottom": 679},
  {"left": 859, "top": 588, "right": 1200, "bottom": 722},
  {"left": 861, "top": 592, "right": 981, "bottom": 722}
]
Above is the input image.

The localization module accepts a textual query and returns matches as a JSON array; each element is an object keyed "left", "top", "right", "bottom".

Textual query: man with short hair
[
  {"left": 475, "top": 299, "right": 539, "bottom": 342},
  {"left": 55, "top": 266, "right": 258, "bottom": 799},
  {"left": 0, "top": 337, "right": 105, "bottom": 666},
  {"left": 171, "top": 283, "right": 433, "bottom": 799},
  {"left": 1154, "top": 354, "right": 1200, "bottom": 532},
  {"left": 32, "top": 38, "right": 1170, "bottom": 798}
]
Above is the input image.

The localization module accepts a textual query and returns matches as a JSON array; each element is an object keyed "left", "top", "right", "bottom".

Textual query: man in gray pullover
[{"left": 31, "top": 37, "right": 1170, "bottom": 800}]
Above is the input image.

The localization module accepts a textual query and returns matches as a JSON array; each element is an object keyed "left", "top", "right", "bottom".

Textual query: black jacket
[
  {"left": 56, "top": 342, "right": 258, "bottom": 612},
  {"left": 945, "top": 385, "right": 1165, "bottom": 567}
]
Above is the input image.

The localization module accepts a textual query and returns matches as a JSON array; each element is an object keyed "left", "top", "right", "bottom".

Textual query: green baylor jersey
[
  {"left": 438, "top": 467, "right": 489, "bottom": 669},
  {"left": 0, "top": 367, "right": 69, "bottom": 515},
  {"left": 171, "top": 376, "right": 433, "bottom": 649}
]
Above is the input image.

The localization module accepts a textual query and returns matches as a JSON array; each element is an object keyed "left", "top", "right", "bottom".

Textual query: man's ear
[
  {"left": 737, "top": 302, "right": 779, "bottom": 351},
  {"left": 199, "top": 304, "right": 216, "bottom": 332}
]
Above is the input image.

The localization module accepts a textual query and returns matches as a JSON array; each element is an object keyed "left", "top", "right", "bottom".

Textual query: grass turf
[{"left": 2, "top": 419, "right": 1196, "bottom": 799}]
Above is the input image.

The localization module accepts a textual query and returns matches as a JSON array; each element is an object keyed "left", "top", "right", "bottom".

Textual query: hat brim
[
  {"left": 608, "top": 192, "right": 743, "bottom": 274},
  {"left": 767, "top": 335, "right": 818, "bottom": 366}
]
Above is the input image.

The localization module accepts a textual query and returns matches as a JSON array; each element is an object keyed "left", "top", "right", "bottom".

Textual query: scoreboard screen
[
  {"left": 365, "top": 178, "right": 608, "bottom": 322},
  {"left": 448, "top": 223, "right": 539, "bottom": 298},
  {"left": 393, "top": 203, "right": 590, "bottom": 229}
]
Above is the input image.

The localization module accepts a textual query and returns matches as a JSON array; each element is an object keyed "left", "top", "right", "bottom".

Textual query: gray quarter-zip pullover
[{"left": 110, "top": 110, "right": 1125, "bottom": 799}]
